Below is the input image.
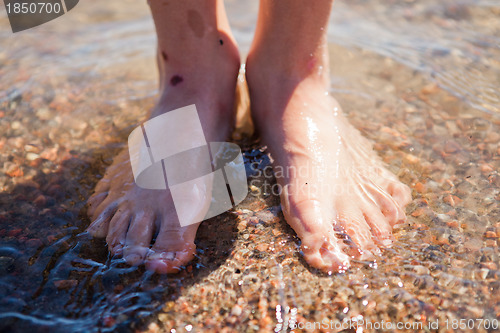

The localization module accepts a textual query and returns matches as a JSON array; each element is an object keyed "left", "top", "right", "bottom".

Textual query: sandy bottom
[{"left": 0, "top": 0, "right": 499, "bottom": 332}]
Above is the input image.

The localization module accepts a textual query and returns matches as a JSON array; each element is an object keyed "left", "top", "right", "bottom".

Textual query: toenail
[
  {"left": 380, "top": 238, "right": 393, "bottom": 247},
  {"left": 147, "top": 251, "right": 175, "bottom": 261},
  {"left": 126, "top": 254, "right": 141, "bottom": 264},
  {"left": 112, "top": 245, "right": 123, "bottom": 255}
]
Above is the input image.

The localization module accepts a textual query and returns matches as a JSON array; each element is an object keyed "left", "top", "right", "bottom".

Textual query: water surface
[{"left": 0, "top": 0, "right": 499, "bottom": 332}]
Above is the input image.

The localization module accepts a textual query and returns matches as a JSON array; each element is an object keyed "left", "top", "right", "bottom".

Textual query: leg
[
  {"left": 87, "top": 0, "right": 240, "bottom": 273},
  {"left": 246, "top": 0, "right": 411, "bottom": 272}
]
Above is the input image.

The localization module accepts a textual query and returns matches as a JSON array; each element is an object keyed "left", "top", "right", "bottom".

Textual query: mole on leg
[{"left": 170, "top": 75, "right": 183, "bottom": 86}]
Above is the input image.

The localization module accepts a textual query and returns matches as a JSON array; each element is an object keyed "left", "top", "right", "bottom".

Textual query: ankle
[
  {"left": 246, "top": 40, "right": 330, "bottom": 86},
  {"left": 157, "top": 34, "right": 241, "bottom": 91}
]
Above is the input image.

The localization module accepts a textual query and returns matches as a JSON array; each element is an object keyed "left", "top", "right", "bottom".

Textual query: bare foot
[
  {"left": 246, "top": 57, "right": 412, "bottom": 273},
  {"left": 87, "top": 1, "right": 240, "bottom": 273}
]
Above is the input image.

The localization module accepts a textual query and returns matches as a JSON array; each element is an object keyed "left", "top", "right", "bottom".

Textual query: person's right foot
[
  {"left": 87, "top": 20, "right": 240, "bottom": 273},
  {"left": 246, "top": 53, "right": 412, "bottom": 273}
]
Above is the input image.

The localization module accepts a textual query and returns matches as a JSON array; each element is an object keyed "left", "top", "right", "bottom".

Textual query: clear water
[{"left": 0, "top": 0, "right": 499, "bottom": 332}]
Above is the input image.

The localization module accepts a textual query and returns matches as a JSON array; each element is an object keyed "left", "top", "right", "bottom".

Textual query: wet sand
[{"left": 0, "top": 0, "right": 499, "bottom": 332}]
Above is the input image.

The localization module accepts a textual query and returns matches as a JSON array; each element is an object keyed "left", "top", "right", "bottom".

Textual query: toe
[
  {"left": 106, "top": 209, "right": 131, "bottom": 256},
  {"left": 94, "top": 178, "right": 111, "bottom": 194},
  {"left": 363, "top": 206, "right": 393, "bottom": 248},
  {"left": 87, "top": 202, "right": 117, "bottom": 238},
  {"left": 145, "top": 216, "right": 197, "bottom": 274},
  {"left": 123, "top": 211, "right": 155, "bottom": 266},
  {"left": 339, "top": 208, "right": 380, "bottom": 259},
  {"left": 87, "top": 192, "right": 108, "bottom": 217},
  {"left": 300, "top": 230, "right": 351, "bottom": 273},
  {"left": 365, "top": 182, "right": 406, "bottom": 226},
  {"left": 145, "top": 244, "right": 196, "bottom": 274},
  {"left": 285, "top": 199, "right": 353, "bottom": 272},
  {"left": 387, "top": 181, "right": 412, "bottom": 208}
]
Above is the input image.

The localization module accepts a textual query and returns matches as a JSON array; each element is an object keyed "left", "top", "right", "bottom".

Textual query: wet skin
[{"left": 87, "top": 0, "right": 412, "bottom": 273}]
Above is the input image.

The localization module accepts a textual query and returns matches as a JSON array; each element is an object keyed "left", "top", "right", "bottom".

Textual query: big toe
[
  {"left": 286, "top": 199, "right": 352, "bottom": 272},
  {"left": 145, "top": 245, "right": 196, "bottom": 274},
  {"left": 302, "top": 234, "right": 352, "bottom": 273},
  {"left": 145, "top": 221, "right": 198, "bottom": 273}
]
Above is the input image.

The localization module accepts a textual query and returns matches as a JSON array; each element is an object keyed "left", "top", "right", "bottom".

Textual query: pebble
[
  {"left": 102, "top": 316, "right": 115, "bottom": 328},
  {"left": 443, "top": 140, "right": 461, "bottom": 154},
  {"left": 24, "top": 144, "right": 40, "bottom": 153},
  {"left": 231, "top": 305, "right": 242, "bottom": 316},
  {"left": 8, "top": 229, "right": 22, "bottom": 237},
  {"left": 53, "top": 279, "right": 78, "bottom": 289},
  {"left": 26, "top": 153, "right": 40, "bottom": 161},
  {"left": 255, "top": 244, "right": 268, "bottom": 252},
  {"left": 11, "top": 121, "right": 21, "bottom": 130},
  {"left": 25, "top": 239, "right": 43, "bottom": 248},
  {"left": 36, "top": 108, "right": 51, "bottom": 120}
]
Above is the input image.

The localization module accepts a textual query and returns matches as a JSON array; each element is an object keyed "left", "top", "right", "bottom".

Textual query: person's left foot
[{"left": 246, "top": 55, "right": 412, "bottom": 273}]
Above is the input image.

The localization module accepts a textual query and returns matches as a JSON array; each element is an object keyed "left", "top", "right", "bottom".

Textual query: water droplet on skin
[{"left": 317, "top": 65, "right": 323, "bottom": 76}]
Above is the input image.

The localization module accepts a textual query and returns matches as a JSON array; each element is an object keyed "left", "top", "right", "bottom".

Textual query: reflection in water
[{"left": 0, "top": 0, "right": 499, "bottom": 331}]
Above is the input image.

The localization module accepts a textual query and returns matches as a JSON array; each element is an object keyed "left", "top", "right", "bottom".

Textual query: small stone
[
  {"left": 478, "top": 268, "right": 489, "bottom": 280},
  {"left": 255, "top": 244, "right": 268, "bottom": 252},
  {"left": 479, "top": 262, "right": 497, "bottom": 270},
  {"left": 26, "top": 238, "right": 43, "bottom": 248},
  {"left": 443, "top": 140, "right": 461, "bottom": 153},
  {"left": 420, "top": 83, "right": 439, "bottom": 95},
  {"left": 33, "top": 194, "right": 47, "bottom": 208},
  {"left": 147, "top": 322, "right": 160, "bottom": 333},
  {"left": 484, "top": 231, "right": 497, "bottom": 239},
  {"left": 26, "top": 152, "right": 40, "bottom": 161},
  {"left": 414, "top": 182, "right": 426, "bottom": 193},
  {"left": 480, "top": 163, "right": 494, "bottom": 173},
  {"left": 443, "top": 194, "right": 461, "bottom": 207},
  {"left": 8, "top": 228, "right": 22, "bottom": 237},
  {"left": 24, "top": 144, "right": 40, "bottom": 153},
  {"left": 54, "top": 279, "right": 78, "bottom": 289},
  {"left": 36, "top": 108, "right": 51, "bottom": 120},
  {"left": 102, "top": 316, "right": 115, "bottom": 328},
  {"left": 231, "top": 305, "right": 242, "bottom": 316},
  {"left": 404, "top": 154, "right": 419, "bottom": 164},
  {"left": 11, "top": 121, "right": 21, "bottom": 130}
]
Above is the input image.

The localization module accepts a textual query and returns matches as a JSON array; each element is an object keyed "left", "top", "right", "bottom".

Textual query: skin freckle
[{"left": 170, "top": 75, "right": 183, "bottom": 86}]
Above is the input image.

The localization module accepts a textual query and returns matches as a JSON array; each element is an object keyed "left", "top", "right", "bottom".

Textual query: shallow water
[{"left": 0, "top": 0, "right": 499, "bottom": 332}]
